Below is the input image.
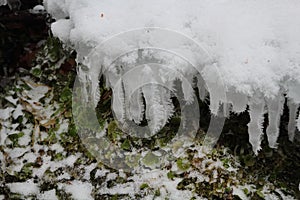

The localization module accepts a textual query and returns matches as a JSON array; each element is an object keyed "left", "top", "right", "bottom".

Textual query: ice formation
[
  {"left": 0, "top": 0, "right": 6, "bottom": 6},
  {"left": 45, "top": 0, "right": 300, "bottom": 154}
]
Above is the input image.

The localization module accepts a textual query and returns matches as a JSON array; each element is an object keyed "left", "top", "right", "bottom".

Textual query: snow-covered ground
[
  {"left": 2, "top": 1, "right": 300, "bottom": 199},
  {"left": 0, "top": 81, "right": 295, "bottom": 199},
  {"left": 0, "top": 33, "right": 298, "bottom": 200}
]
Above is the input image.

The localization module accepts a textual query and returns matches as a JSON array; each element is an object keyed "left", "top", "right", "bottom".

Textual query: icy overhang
[{"left": 45, "top": 0, "right": 300, "bottom": 154}]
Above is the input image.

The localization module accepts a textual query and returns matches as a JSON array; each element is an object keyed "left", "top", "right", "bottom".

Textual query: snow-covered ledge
[{"left": 44, "top": 0, "right": 300, "bottom": 154}]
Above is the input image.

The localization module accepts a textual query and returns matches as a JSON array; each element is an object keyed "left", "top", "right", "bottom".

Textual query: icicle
[
  {"left": 196, "top": 74, "right": 208, "bottom": 101},
  {"left": 201, "top": 65, "right": 227, "bottom": 116},
  {"left": 266, "top": 93, "right": 284, "bottom": 148},
  {"left": 142, "top": 84, "right": 166, "bottom": 134},
  {"left": 76, "top": 66, "right": 90, "bottom": 103},
  {"left": 81, "top": 52, "right": 104, "bottom": 107},
  {"left": 127, "top": 89, "right": 144, "bottom": 124},
  {"left": 297, "top": 115, "right": 300, "bottom": 131},
  {"left": 226, "top": 88, "right": 248, "bottom": 113},
  {"left": 287, "top": 99, "right": 298, "bottom": 142},
  {"left": 248, "top": 96, "right": 265, "bottom": 155},
  {"left": 138, "top": 65, "right": 174, "bottom": 134},
  {"left": 120, "top": 65, "right": 144, "bottom": 125},
  {"left": 112, "top": 79, "right": 126, "bottom": 123},
  {"left": 181, "top": 73, "right": 196, "bottom": 104},
  {"left": 158, "top": 87, "right": 174, "bottom": 123}
]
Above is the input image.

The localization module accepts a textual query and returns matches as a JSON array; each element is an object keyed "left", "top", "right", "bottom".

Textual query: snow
[
  {"left": 0, "top": 107, "right": 14, "bottom": 120},
  {"left": 5, "top": 96, "right": 18, "bottom": 105},
  {"left": 56, "top": 119, "right": 69, "bottom": 134},
  {"left": 50, "top": 143, "right": 64, "bottom": 153},
  {"left": 18, "top": 127, "right": 31, "bottom": 146},
  {"left": 12, "top": 104, "right": 23, "bottom": 119},
  {"left": 30, "top": 5, "right": 46, "bottom": 14},
  {"left": 99, "top": 170, "right": 194, "bottom": 199},
  {"left": 51, "top": 19, "right": 72, "bottom": 42},
  {"left": 7, "top": 147, "right": 29, "bottom": 159},
  {"left": 22, "top": 81, "right": 49, "bottom": 101},
  {"left": 37, "top": 189, "right": 58, "bottom": 200},
  {"left": 95, "top": 169, "right": 109, "bottom": 178},
  {"left": 45, "top": 1, "right": 300, "bottom": 153},
  {"left": 33, "top": 5, "right": 45, "bottom": 12},
  {"left": 232, "top": 185, "right": 255, "bottom": 200},
  {"left": 58, "top": 180, "right": 93, "bottom": 200},
  {"left": 83, "top": 163, "right": 98, "bottom": 180},
  {"left": 7, "top": 179, "right": 39, "bottom": 196},
  {"left": 0, "top": 0, "right": 6, "bottom": 6}
]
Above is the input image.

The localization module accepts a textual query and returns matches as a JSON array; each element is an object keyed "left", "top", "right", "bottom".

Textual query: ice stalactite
[
  {"left": 127, "top": 89, "right": 144, "bottom": 124},
  {"left": 46, "top": 0, "right": 300, "bottom": 156},
  {"left": 248, "top": 96, "right": 265, "bottom": 155},
  {"left": 142, "top": 84, "right": 172, "bottom": 135},
  {"left": 286, "top": 80, "right": 300, "bottom": 141},
  {"left": 266, "top": 93, "right": 285, "bottom": 148},
  {"left": 77, "top": 46, "right": 300, "bottom": 155},
  {"left": 140, "top": 65, "right": 173, "bottom": 135},
  {"left": 181, "top": 73, "right": 197, "bottom": 105},
  {"left": 226, "top": 89, "right": 248, "bottom": 114},
  {"left": 201, "top": 65, "right": 227, "bottom": 116},
  {"left": 111, "top": 78, "right": 126, "bottom": 124},
  {"left": 297, "top": 116, "right": 300, "bottom": 132},
  {"left": 196, "top": 74, "right": 208, "bottom": 102},
  {"left": 287, "top": 99, "right": 298, "bottom": 142}
]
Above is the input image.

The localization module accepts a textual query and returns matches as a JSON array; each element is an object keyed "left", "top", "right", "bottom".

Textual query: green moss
[
  {"left": 140, "top": 183, "right": 149, "bottom": 190},
  {"left": 167, "top": 171, "right": 175, "bottom": 180},
  {"left": 121, "top": 139, "right": 131, "bottom": 151},
  {"left": 154, "top": 188, "right": 161, "bottom": 197},
  {"left": 53, "top": 152, "right": 64, "bottom": 161},
  {"left": 17, "top": 163, "right": 33, "bottom": 180},
  {"left": 8, "top": 132, "right": 24, "bottom": 147},
  {"left": 176, "top": 158, "right": 190, "bottom": 171},
  {"left": 68, "top": 123, "right": 78, "bottom": 137},
  {"left": 31, "top": 67, "right": 42, "bottom": 77},
  {"left": 107, "top": 121, "right": 122, "bottom": 142},
  {"left": 256, "top": 190, "right": 265, "bottom": 198},
  {"left": 59, "top": 87, "right": 72, "bottom": 103}
]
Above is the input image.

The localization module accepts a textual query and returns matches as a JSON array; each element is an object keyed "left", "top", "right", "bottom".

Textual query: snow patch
[
  {"left": 37, "top": 189, "right": 58, "bottom": 200},
  {"left": 58, "top": 180, "right": 93, "bottom": 200},
  {"left": 7, "top": 179, "right": 39, "bottom": 196}
]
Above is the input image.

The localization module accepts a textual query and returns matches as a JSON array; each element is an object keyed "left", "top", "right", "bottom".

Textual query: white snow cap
[
  {"left": 45, "top": 0, "right": 300, "bottom": 154},
  {"left": 0, "top": 0, "right": 6, "bottom": 6}
]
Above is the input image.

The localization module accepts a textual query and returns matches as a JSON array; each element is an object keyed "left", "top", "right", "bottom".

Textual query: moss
[
  {"left": 140, "top": 183, "right": 149, "bottom": 190},
  {"left": 121, "top": 139, "right": 132, "bottom": 151},
  {"left": 17, "top": 163, "right": 33, "bottom": 181},
  {"left": 7, "top": 132, "right": 24, "bottom": 147},
  {"left": 31, "top": 66, "right": 42, "bottom": 77},
  {"left": 176, "top": 158, "right": 190, "bottom": 171},
  {"left": 53, "top": 152, "right": 64, "bottom": 161},
  {"left": 154, "top": 189, "right": 161, "bottom": 197},
  {"left": 107, "top": 121, "right": 122, "bottom": 142},
  {"left": 167, "top": 171, "right": 175, "bottom": 180},
  {"left": 59, "top": 87, "right": 72, "bottom": 103}
]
